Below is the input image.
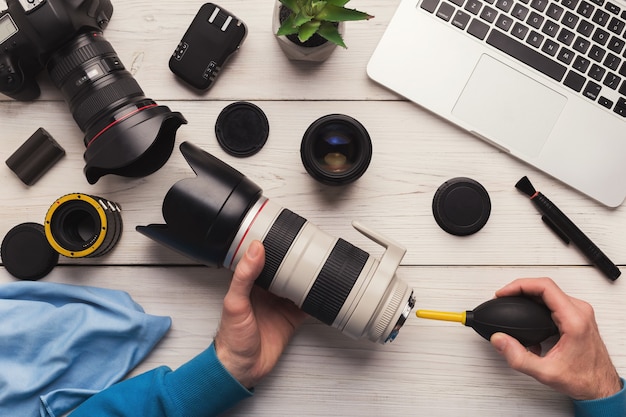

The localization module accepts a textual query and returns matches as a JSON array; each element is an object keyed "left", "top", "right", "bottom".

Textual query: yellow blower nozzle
[{"left": 416, "top": 310, "right": 467, "bottom": 325}]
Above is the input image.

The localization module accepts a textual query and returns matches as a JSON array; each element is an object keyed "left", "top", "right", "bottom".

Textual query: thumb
[
  {"left": 228, "top": 241, "right": 265, "bottom": 301},
  {"left": 490, "top": 332, "right": 543, "bottom": 376}
]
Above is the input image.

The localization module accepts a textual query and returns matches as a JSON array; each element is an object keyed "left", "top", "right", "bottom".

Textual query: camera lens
[
  {"left": 300, "top": 114, "right": 372, "bottom": 185},
  {"left": 137, "top": 142, "right": 414, "bottom": 344},
  {"left": 44, "top": 193, "right": 122, "bottom": 258},
  {"left": 46, "top": 31, "right": 186, "bottom": 184}
]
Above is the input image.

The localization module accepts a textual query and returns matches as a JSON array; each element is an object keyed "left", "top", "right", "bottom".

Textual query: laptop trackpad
[{"left": 452, "top": 54, "right": 567, "bottom": 157}]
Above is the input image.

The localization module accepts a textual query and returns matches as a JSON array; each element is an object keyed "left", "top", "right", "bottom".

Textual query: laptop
[{"left": 367, "top": 0, "right": 626, "bottom": 207}]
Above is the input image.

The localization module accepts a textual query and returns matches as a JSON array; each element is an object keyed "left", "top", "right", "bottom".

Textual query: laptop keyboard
[{"left": 419, "top": 0, "right": 626, "bottom": 116}]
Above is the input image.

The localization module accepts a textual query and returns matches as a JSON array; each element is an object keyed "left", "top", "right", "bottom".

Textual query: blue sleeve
[
  {"left": 573, "top": 378, "right": 626, "bottom": 417},
  {"left": 68, "top": 342, "right": 252, "bottom": 417}
]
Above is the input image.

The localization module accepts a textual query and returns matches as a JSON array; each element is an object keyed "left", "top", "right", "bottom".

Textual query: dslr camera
[{"left": 0, "top": 0, "right": 186, "bottom": 183}]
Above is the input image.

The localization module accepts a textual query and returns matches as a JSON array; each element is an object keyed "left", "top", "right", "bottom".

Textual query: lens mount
[
  {"left": 300, "top": 114, "right": 373, "bottom": 186},
  {"left": 385, "top": 292, "right": 416, "bottom": 343},
  {"left": 44, "top": 193, "right": 122, "bottom": 258}
]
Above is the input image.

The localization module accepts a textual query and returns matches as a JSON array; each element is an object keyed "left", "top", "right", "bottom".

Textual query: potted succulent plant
[{"left": 273, "top": 0, "right": 374, "bottom": 62}]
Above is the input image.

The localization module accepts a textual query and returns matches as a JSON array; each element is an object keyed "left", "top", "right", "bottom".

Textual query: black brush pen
[{"left": 515, "top": 176, "right": 621, "bottom": 281}]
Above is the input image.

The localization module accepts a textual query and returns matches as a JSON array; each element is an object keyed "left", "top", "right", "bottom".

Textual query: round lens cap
[
  {"left": 432, "top": 177, "right": 491, "bottom": 236},
  {"left": 215, "top": 102, "right": 270, "bottom": 157},
  {"left": 1, "top": 223, "right": 59, "bottom": 280}
]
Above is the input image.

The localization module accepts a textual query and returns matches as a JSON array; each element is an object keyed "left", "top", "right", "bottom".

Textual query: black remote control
[{"left": 169, "top": 3, "right": 247, "bottom": 90}]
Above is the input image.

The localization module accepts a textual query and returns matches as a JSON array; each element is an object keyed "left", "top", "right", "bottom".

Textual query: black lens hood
[
  {"left": 83, "top": 105, "right": 187, "bottom": 184},
  {"left": 136, "top": 142, "right": 262, "bottom": 266}
]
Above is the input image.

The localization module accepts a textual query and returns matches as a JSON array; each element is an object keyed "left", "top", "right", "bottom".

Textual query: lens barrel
[
  {"left": 249, "top": 203, "right": 371, "bottom": 326},
  {"left": 300, "top": 114, "right": 372, "bottom": 186},
  {"left": 45, "top": 193, "right": 122, "bottom": 258},
  {"left": 46, "top": 31, "right": 186, "bottom": 184},
  {"left": 137, "top": 142, "right": 415, "bottom": 344}
]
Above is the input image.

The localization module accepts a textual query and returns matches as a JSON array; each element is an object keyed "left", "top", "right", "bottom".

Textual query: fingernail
[
  {"left": 491, "top": 333, "right": 507, "bottom": 353},
  {"left": 247, "top": 241, "right": 261, "bottom": 259}
]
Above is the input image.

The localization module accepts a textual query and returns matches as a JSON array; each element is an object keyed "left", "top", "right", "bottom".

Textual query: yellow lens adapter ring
[{"left": 44, "top": 193, "right": 122, "bottom": 258}]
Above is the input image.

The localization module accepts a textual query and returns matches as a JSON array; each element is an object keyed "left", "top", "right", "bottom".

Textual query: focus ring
[
  {"left": 302, "top": 239, "right": 369, "bottom": 325},
  {"left": 72, "top": 77, "right": 144, "bottom": 131},
  {"left": 256, "top": 209, "right": 306, "bottom": 290}
]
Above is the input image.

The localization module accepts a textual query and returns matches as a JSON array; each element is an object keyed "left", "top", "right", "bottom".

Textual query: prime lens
[
  {"left": 44, "top": 193, "right": 122, "bottom": 258},
  {"left": 46, "top": 31, "right": 186, "bottom": 184},
  {"left": 300, "top": 114, "right": 372, "bottom": 186},
  {"left": 138, "top": 142, "right": 415, "bottom": 344}
]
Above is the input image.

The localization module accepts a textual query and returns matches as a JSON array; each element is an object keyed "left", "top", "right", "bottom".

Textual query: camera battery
[
  {"left": 6, "top": 127, "right": 65, "bottom": 185},
  {"left": 169, "top": 3, "right": 247, "bottom": 90}
]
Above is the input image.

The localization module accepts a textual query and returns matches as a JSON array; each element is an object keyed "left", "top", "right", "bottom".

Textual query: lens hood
[
  {"left": 136, "top": 142, "right": 262, "bottom": 266},
  {"left": 83, "top": 105, "right": 187, "bottom": 184}
]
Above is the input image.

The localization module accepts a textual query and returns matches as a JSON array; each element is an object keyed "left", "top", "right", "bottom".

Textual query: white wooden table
[{"left": 1, "top": 1, "right": 625, "bottom": 415}]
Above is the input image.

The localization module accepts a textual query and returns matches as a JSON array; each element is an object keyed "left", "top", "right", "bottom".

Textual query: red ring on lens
[{"left": 86, "top": 103, "right": 159, "bottom": 148}]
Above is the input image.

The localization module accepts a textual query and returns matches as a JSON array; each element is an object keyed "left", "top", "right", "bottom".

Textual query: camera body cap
[
  {"left": 215, "top": 102, "right": 269, "bottom": 157},
  {"left": 1, "top": 223, "right": 59, "bottom": 280},
  {"left": 432, "top": 177, "right": 491, "bottom": 236}
]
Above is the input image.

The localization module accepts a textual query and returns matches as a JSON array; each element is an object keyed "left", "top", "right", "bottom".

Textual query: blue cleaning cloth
[{"left": 0, "top": 281, "right": 172, "bottom": 417}]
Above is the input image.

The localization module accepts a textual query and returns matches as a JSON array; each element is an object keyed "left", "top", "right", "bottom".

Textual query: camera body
[{"left": 0, "top": 0, "right": 113, "bottom": 101}]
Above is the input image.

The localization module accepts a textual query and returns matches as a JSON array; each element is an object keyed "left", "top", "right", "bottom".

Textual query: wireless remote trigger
[{"left": 169, "top": 3, "right": 247, "bottom": 90}]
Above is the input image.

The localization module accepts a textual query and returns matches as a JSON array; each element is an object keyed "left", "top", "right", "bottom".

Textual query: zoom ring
[
  {"left": 48, "top": 38, "right": 115, "bottom": 86},
  {"left": 302, "top": 239, "right": 369, "bottom": 325},
  {"left": 256, "top": 209, "right": 306, "bottom": 290}
]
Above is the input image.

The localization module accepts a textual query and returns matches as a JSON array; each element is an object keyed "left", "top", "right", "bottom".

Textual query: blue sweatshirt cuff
[
  {"left": 163, "top": 342, "right": 253, "bottom": 416},
  {"left": 573, "top": 377, "right": 626, "bottom": 417}
]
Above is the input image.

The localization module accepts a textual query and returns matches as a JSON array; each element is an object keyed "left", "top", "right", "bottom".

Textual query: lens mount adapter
[{"left": 44, "top": 193, "right": 123, "bottom": 258}]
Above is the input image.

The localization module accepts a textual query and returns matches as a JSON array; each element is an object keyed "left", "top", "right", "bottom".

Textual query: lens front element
[{"left": 301, "top": 114, "right": 373, "bottom": 185}]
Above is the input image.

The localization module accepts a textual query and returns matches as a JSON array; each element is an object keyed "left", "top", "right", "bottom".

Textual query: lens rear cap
[
  {"left": 1, "top": 223, "right": 59, "bottom": 280},
  {"left": 215, "top": 102, "right": 269, "bottom": 157},
  {"left": 432, "top": 177, "right": 491, "bottom": 236}
]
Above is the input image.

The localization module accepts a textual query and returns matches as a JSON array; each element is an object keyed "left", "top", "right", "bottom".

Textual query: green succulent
[{"left": 276, "top": 0, "right": 374, "bottom": 48}]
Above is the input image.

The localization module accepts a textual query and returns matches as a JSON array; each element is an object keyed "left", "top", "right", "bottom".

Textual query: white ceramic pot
[{"left": 272, "top": 1, "right": 345, "bottom": 62}]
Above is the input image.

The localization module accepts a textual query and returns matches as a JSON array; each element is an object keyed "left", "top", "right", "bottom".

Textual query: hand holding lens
[{"left": 137, "top": 142, "right": 415, "bottom": 344}]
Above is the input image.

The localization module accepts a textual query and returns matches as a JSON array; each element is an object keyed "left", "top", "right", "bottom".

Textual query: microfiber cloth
[{"left": 0, "top": 281, "right": 172, "bottom": 417}]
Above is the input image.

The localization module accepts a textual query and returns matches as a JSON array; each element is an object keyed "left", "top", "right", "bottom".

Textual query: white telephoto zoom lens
[{"left": 224, "top": 197, "right": 415, "bottom": 344}]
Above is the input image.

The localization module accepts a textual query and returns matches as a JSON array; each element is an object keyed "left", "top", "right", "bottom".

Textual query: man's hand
[
  {"left": 490, "top": 277, "right": 622, "bottom": 400},
  {"left": 214, "top": 241, "right": 308, "bottom": 389}
]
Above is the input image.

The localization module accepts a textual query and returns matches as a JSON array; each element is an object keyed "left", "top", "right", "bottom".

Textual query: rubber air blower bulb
[{"left": 416, "top": 296, "right": 559, "bottom": 346}]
